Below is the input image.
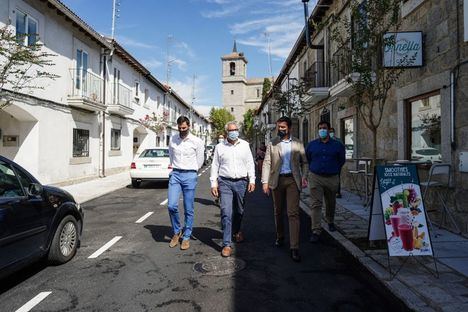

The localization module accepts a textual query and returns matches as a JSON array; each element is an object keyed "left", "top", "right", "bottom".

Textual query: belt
[
  {"left": 219, "top": 176, "right": 248, "bottom": 182},
  {"left": 173, "top": 168, "right": 197, "bottom": 173},
  {"left": 279, "top": 173, "right": 293, "bottom": 177},
  {"left": 312, "top": 172, "right": 338, "bottom": 177}
]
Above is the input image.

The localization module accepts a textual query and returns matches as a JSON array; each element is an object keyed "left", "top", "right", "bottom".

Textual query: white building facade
[{"left": 0, "top": 0, "right": 211, "bottom": 185}]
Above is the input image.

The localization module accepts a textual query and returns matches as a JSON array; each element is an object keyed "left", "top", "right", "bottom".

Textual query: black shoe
[
  {"left": 309, "top": 233, "right": 320, "bottom": 243},
  {"left": 328, "top": 223, "right": 337, "bottom": 232},
  {"left": 274, "top": 238, "right": 284, "bottom": 247},
  {"left": 290, "top": 249, "right": 301, "bottom": 262}
]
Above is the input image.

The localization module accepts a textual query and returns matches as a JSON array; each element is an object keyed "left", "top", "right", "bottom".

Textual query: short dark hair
[
  {"left": 276, "top": 116, "right": 292, "bottom": 128},
  {"left": 177, "top": 116, "right": 190, "bottom": 126},
  {"left": 317, "top": 121, "right": 330, "bottom": 129},
  {"left": 329, "top": 127, "right": 336, "bottom": 132}
]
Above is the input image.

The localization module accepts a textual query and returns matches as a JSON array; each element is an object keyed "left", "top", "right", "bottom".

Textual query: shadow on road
[
  {"left": 194, "top": 197, "right": 215, "bottom": 206},
  {"left": 0, "top": 260, "right": 47, "bottom": 295},
  {"left": 144, "top": 225, "right": 223, "bottom": 252},
  {"left": 125, "top": 181, "right": 169, "bottom": 189}
]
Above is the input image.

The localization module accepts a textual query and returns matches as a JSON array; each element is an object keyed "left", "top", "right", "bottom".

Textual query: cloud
[
  {"left": 171, "top": 58, "right": 187, "bottom": 71},
  {"left": 201, "top": 0, "right": 316, "bottom": 60},
  {"left": 169, "top": 76, "right": 216, "bottom": 107},
  {"left": 117, "top": 35, "right": 158, "bottom": 49},
  {"left": 141, "top": 58, "right": 163, "bottom": 69}
]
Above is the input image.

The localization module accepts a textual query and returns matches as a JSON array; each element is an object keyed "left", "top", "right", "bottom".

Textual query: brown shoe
[
  {"left": 221, "top": 246, "right": 232, "bottom": 257},
  {"left": 234, "top": 232, "right": 244, "bottom": 243},
  {"left": 169, "top": 231, "right": 182, "bottom": 248},
  {"left": 180, "top": 239, "right": 190, "bottom": 250}
]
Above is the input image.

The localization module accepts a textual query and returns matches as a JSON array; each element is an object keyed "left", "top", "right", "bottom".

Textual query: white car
[
  {"left": 130, "top": 148, "right": 172, "bottom": 187},
  {"left": 411, "top": 148, "right": 442, "bottom": 163}
]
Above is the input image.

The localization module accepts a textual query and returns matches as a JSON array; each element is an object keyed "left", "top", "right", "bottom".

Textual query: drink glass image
[
  {"left": 390, "top": 215, "right": 401, "bottom": 236},
  {"left": 398, "top": 208, "right": 411, "bottom": 225},
  {"left": 398, "top": 224, "right": 414, "bottom": 251}
]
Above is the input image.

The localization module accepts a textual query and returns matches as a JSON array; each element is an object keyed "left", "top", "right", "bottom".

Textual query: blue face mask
[
  {"left": 228, "top": 131, "right": 239, "bottom": 141},
  {"left": 329, "top": 132, "right": 335, "bottom": 138},
  {"left": 318, "top": 129, "right": 328, "bottom": 139}
]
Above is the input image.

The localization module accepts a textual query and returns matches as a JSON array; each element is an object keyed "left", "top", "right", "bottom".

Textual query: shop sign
[{"left": 383, "top": 32, "right": 423, "bottom": 68}]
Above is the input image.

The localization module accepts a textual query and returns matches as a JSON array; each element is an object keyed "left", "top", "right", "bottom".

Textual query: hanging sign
[
  {"left": 373, "top": 165, "right": 433, "bottom": 257},
  {"left": 383, "top": 32, "right": 423, "bottom": 68}
]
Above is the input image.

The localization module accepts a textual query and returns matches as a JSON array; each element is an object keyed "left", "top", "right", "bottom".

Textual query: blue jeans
[
  {"left": 218, "top": 177, "right": 248, "bottom": 247},
  {"left": 167, "top": 170, "right": 198, "bottom": 240}
]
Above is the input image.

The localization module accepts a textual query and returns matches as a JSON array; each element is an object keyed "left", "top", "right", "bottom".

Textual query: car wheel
[
  {"left": 48, "top": 215, "right": 79, "bottom": 264},
  {"left": 132, "top": 179, "right": 141, "bottom": 188}
]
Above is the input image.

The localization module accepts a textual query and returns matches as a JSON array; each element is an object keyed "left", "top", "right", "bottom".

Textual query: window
[
  {"left": 341, "top": 117, "right": 355, "bottom": 159},
  {"left": 111, "top": 129, "right": 121, "bottom": 151},
  {"left": 302, "top": 118, "right": 309, "bottom": 146},
  {"left": 76, "top": 49, "right": 88, "bottom": 91},
  {"left": 73, "top": 129, "right": 89, "bottom": 157},
  {"left": 320, "top": 107, "right": 330, "bottom": 124},
  {"left": 231, "top": 107, "right": 234, "bottom": 112},
  {"left": 231, "top": 90, "right": 234, "bottom": 95},
  {"left": 408, "top": 92, "right": 441, "bottom": 162},
  {"left": 256, "top": 89, "right": 260, "bottom": 98},
  {"left": 140, "top": 149, "right": 169, "bottom": 158},
  {"left": 144, "top": 88, "right": 149, "bottom": 106},
  {"left": 157, "top": 96, "right": 161, "bottom": 108},
  {"left": 0, "top": 161, "right": 25, "bottom": 198},
  {"left": 135, "top": 82, "right": 139, "bottom": 98},
  {"left": 113, "top": 68, "right": 120, "bottom": 104},
  {"left": 351, "top": 0, "right": 368, "bottom": 49},
  {"left": 16, "top": 10, "right": 38, "bottom": 46},
  {"left": 230, "top": 62, "right": 236, "bottom": 76}
]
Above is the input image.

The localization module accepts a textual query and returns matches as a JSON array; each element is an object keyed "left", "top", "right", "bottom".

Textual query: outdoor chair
[
  {"left": 347, "top": 160, "right": 368, "bottom": 202},
  {"left": 421, "top": 163, "right": 461, "bottom": 234}
]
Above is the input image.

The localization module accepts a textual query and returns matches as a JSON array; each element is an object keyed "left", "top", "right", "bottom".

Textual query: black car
[{"left": 0, "top": 155, "right": 83, "bottom": 278}]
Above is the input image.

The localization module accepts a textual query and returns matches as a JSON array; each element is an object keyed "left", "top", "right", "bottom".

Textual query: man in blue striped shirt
[{"left": 305, "top": 121, "right": 345, "bottom": 242}]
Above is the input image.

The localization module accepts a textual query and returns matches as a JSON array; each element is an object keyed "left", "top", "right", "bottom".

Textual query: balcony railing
[
  {"left": 111, "top": 82, "right": 132, "bottom": 109},
  {"left": 304, "top": 61, "right": 329, "bottom": 88},
  {"left": 69, "top": 68, "right": 103, "bottom": 103},
  {"left": 330, "top": 49, "right": 352, "bottom": 86}
]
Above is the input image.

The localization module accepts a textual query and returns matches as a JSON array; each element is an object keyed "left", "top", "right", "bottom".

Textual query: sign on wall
[
  {"left": 374, "top": 165, "right": 433, "bottom": 257},
  {"left": 383, "top": 32, "right": 423, "bottom": 68}
]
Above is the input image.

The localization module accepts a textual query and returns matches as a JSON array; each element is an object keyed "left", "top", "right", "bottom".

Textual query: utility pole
[
  {"left": 264, "top": 32, "right": 273, "bottom": 80},
  {"left": 111, "top": 0, "right": 121, "bottom": 39}
]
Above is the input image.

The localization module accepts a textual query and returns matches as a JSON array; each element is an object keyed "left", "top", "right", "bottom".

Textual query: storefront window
[
  {"left": 409, "top": 93, "right": 441, "bottom": 163},
  {"left": 341, "top": 117, "right": 354, "bottom": 159}
]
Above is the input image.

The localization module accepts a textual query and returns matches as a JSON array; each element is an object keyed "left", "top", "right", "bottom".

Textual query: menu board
[{"left": 376, "top": 165, "right": 433, "bottom": 257}]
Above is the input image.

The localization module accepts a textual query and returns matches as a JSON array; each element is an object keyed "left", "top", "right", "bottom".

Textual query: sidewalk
[
  {"left": 56, "top": 171, "right": 130, "bottom": 204},
  {"left": 300, "top": 189, "right": 468, "bottom": 312}
]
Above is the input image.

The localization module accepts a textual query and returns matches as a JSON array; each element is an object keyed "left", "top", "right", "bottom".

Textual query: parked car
[
  {"left": 130, "top": 148, "right": 172, "bottom": 187},
  {"left": 205, "top": 144, "right": 216, "bottom": 164},
  {"left": 411, "top": 148, "right": 442, "bottom": 163},
  {"left": 0, "top": 155, "right": 83, "bottom": 279},
  {"left": 345, "top": 144, "right": 354, "bottom": 159}
]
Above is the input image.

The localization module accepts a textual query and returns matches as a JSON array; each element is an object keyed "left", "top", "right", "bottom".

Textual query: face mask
[
  {"left": 227, "top": 131, "right": 239, "bottom": 141},
  {"left": 318, "top": 129, "right": 328, "bottom": 139},
  {"left": 218, "top": 138, "right": 224, "bottom": 143},
  {"left": 329, "top": 132, "right": 335, "bottom": 138},
  {"left": 179, "top": 129, "right": 189, "bottom": 137},
  {"left": 278, "top": 130, "right": 287, "bottom": 139}
]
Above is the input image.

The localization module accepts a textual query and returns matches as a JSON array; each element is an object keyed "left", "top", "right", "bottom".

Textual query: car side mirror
[{"left": 28, "top": 183, "right": 43, "bottom": 197}]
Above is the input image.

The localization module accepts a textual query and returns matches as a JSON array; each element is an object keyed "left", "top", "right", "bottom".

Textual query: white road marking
[
  {"left": 15, "top": 292, "right": 52, "bottom": 312},
  {"left": 160, "top": 198, "right": 168, "bottom": 205},
  {"left": 135, "top": 212, "right": 154, "bottom": 224},
  {"left": 88, "top": 236, "right": 122, "bottom": 259}
]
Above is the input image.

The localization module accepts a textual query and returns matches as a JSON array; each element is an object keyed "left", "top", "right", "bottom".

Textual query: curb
[{"left": 299, "top": 200, "right": 436, "bottom": 312}]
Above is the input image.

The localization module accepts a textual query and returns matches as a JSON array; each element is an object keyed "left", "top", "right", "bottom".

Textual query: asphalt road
[{"left": 0, "top": 166, "right": 408, "bottom": 312}]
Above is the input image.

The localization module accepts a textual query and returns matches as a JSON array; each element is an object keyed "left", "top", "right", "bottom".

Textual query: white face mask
[{"left": 218, "top": 138, "right": 224, "bottom": 143}]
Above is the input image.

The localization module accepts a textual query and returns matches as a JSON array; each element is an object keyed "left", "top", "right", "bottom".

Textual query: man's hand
[
  {"left": 301, "top": 178, "right": 308, "bottom": 188},
  {"left": 211, "top": 187, "right": 219, "bottom": 198},
  {"left": 262, "top": 183, "right": 270, "bottom": 196},
  {"left": 248, "top": 183, "right": 255, "bottom": 193}
]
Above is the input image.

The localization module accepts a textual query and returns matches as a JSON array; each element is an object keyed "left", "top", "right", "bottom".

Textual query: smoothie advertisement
[{"left": 376, "top": 165, "right": 433, "bottom": 257}]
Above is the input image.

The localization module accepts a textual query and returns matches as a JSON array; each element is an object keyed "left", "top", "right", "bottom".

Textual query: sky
[{"left": 61, "top": 0, "right": 316, "bottom": 116}]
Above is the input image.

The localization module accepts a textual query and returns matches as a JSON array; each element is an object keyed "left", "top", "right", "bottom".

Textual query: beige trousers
[
  {"left": 272, "top": 176, "right": 300, "bottom": 249},
  {"left": 309, "top": 172, "right": 340, "bottom": 234}
]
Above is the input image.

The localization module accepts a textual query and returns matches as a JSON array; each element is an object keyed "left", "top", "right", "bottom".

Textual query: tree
[
  {"left": 0, "top": 25, "right": 58, "bottom": 110},
  {"left": 209, "top": 107, "right": 235, "bottom": 138},
  {"left": 272, "top": 80, "right": 313, "bottom": 117},
  {"left": 327, "top": 0, "right": 415, "bottom": 166},
  {"left": 262, "top": 77, "right": 272, "bottom": 100},
  {"left": 241, "top": 108, "right": 255, "bottom": 142}
]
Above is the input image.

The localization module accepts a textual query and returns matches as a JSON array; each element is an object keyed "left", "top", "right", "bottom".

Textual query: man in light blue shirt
[{"left": 279, "top": 138, "right": 292, "bottom": 175}]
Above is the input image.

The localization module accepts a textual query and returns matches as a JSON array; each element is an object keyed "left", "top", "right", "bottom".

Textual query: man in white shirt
[
  {"left": 168, "top": 116, "right": 205, "bottom": 251},
  {"left": 210, "top": 121, "right": 255, "bottom": 257}
]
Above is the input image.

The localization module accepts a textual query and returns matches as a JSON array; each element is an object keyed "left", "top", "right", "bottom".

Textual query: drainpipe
[{"left": 101, "top": 51, "right": 107, "bottom": 177}]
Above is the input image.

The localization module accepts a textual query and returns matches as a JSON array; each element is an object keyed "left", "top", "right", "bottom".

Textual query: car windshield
[{"left": 140, "top": 149, "right": 169, "bottom": 158}]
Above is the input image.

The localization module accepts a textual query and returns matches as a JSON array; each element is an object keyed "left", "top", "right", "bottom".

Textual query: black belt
[
  {"left": 173, "top": 168, "right": 197, "bottom": 173},
  {"left": 279, "top": 173, "right": 293, "bottom": 177},
  {"left": 219, "top": 176, "right": 248, "bottom": 182}
]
